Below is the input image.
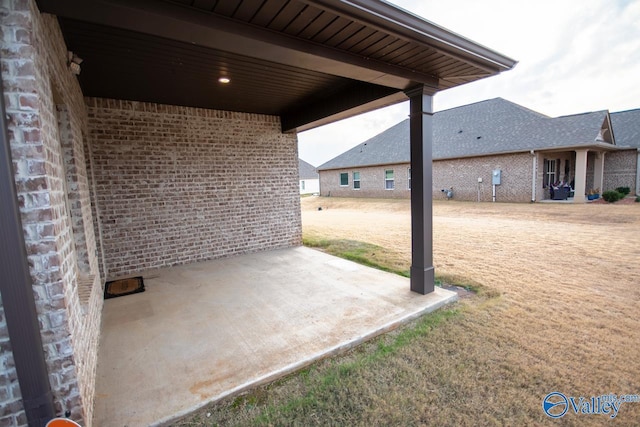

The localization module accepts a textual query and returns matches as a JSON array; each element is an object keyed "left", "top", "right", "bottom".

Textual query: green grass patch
[
  {"left": 303, "top": 236, "right": 410, "bottom": 277},
  {"left": 250, "top": 306, "right": 461, "bottom": 425},
  {"left": 301, "top": 236, "right": 497, "bottom": 298}
]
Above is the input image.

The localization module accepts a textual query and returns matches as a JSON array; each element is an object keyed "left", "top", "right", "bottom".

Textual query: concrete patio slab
[{"left": 93, "top": 247, "right": 457, "bottom": 426}]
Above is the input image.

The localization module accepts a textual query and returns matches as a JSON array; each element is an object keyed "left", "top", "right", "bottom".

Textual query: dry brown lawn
[{"left": 301, "top": 196, "right": 640, "bottom": 424}]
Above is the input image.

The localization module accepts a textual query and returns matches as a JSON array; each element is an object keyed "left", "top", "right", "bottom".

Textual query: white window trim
[
  {"left": 385, "top": 169, "right": 395, "bottom": 190},
  {"left": 353, "top": 171, "right": 361, "bottom": 190},
  {"left": 544, "top": 159, "right": 557, "bottom": 188},
  {"left": 340, "top": 172, "right": 349, "bottom": 187},
  {"left": 408, "top": 168, "right": 411, "bottom": 190}
]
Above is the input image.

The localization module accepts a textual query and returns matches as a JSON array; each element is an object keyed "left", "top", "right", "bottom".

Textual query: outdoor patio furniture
[{"left": 551, "top": 186, "right": 571, "bottom": 200}]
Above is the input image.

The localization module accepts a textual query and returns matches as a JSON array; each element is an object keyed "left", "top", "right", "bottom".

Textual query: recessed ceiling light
[{"left": 218, "top": 77, "right": 231, "bottom": 84}]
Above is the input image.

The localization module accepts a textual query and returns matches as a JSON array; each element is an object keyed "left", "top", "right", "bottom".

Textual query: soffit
[{"left": 37, "top": 0, "right": 517, "bottom": 132}]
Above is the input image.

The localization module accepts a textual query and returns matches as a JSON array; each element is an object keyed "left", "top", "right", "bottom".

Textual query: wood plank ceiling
[{"left": 37, "top": 0, "right": 516, "bottom": 132}]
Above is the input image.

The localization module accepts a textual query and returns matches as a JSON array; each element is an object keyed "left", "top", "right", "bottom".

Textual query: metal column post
[
  {"left": 0, "top": 60, "right": 56, "bottom": 425},
  {"left": 405, "top": 86, "right": 435, "bottom": 295}
]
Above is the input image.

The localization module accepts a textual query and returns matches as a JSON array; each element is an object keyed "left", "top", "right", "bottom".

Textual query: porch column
[
  {"left": 405, "top": 86, "right": 434, "bottom": 295},
  {"left": 593, "top": 152, "right": 605, "bottom": 194},
  {"left": 574, "top": 149, "right": 588, "bottom": 203}
]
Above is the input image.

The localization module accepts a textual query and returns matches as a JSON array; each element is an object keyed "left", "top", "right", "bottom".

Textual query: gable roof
[
  {"left": 611, "top": 109, "right": 640, "bottom": 148},
  {"left": 547, "top": 111, "right": 613, "bottom": 144},
  {"left": 299, "top": 159, "right": 319, "bottom": 180},
  {"left": 318, "top": 98, "right": 618, "bottom": 170}
]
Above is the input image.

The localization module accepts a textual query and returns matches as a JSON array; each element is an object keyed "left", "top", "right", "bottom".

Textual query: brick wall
[
  {"left": 320, "top": 149, "right": 640, "bottom": 203},
  {"left": 1, "top": 1, "right": 102, "bottom": 425},
  {"left": 86, "top": 98, "right": 301, "bottom": 279},
  {"left": 320, "top": 152, "right": 534, "bottom": 202},
  {"left": 434, "top": 153, "right": 534, "bottom": 202},
  {"left": 320, "top": 165, "right": 410, "bottom": 198},
  {"left": 603, "top": 149, "right": 637, "bottom": 194}
]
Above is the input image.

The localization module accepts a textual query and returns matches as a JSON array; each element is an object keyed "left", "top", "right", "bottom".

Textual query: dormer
[{"left": 595, "top": 114, "right": 615, "bottom": 144}]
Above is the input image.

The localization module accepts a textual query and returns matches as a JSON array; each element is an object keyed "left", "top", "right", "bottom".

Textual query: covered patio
[
  {"left": 1, "top": 1, "right": 516, "bottom": 425},
  {"left": 95, "top": 247, "right": 457, "bottom": 425},
  {"left": 540, "top": 148, "right": 618, "bottom": 202},
  {"left": 537, "top": 109, "right": 619, "bottom": 202}
]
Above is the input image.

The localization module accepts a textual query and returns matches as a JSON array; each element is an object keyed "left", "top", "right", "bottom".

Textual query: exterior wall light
[{"left": 67, "top": 51, "right": 83, "bottom": 75}]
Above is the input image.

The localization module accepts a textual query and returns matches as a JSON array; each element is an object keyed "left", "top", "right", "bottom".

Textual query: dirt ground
[{"left": 301, "top": 196, "right": 640, "bottom": 423}]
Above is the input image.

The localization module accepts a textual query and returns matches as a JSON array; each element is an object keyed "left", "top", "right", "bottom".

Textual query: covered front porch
[
  {"left": 539, "top": 148, "right": 612, "bottom": 202},
  {"left": 536, "top": 110, "right": 620, "bottom": 203},
  {"left": 94, "top": 247, "right": 457, "bottom": 426}
]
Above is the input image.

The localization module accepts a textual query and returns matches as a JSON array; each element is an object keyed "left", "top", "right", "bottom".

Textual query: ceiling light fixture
[{"left": 218, "top": 76, "right": 231, "bottom": 84}]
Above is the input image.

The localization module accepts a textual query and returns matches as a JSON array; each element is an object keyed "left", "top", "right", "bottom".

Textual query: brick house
[
  {"left": 298, "top": 158, "right": 319, "bottom": 195},
  {"left": 609, "top": 108, "right": 640, "bottom": 194},
  {"left": 319, "top": 98, "right": 640, "bottom": 202},
  {"left": 0, "top": 0, "right": 515, "bottom": 425}
]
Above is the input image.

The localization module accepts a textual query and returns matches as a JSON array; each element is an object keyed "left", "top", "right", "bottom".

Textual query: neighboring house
[
  {"left": 299, "top": 159, "right": 319, "bottom": 195},
  {"left": 318, "top": 98, "right": 639, "bottom": 202},
  {"left": 609, "top": 108, "right": 640, "bottom": 194},
  {"left": 0, "top": 1, "right": 514, "bottom": 425}
]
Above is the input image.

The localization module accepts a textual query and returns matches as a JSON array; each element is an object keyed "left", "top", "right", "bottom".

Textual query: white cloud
[{"left": 298, "top": 0, "right": 640, "bottom": 166}]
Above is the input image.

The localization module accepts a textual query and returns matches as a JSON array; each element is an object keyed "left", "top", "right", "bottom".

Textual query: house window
[
  {"left": 385, "top": 169, "right": 394, "bottom": 190},
  {"left": 408, "top": 168, "right": 411, "bottom": 190},
  {"left": 340, "top": 172, "right": 348, "bottom": 186},
  {"left": 353, "top": 171, "right": 360, "bottom": 189},
  {"left": 543, "top": 159, "right": 559, "bottom": 188}
]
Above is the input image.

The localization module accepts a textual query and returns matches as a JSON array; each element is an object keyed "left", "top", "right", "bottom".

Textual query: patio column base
[{"left": 411, "top": 265, "right": 435, "bottom": 295}]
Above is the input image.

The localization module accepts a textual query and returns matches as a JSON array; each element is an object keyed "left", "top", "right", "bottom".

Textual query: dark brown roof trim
[{"left": 304, "top": 0, "right": 517, "bottom": 73}]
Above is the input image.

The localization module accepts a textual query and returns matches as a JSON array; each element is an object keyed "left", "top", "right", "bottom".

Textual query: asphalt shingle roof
[
  {"left": 298, "top": 158, "right": 318, "bottom": 179},
  {"left": 611, "top": 108, "right": 640, "bottom": 148},
  {"left": 318, "top": 98, "right": 613, "bottom": 170}
]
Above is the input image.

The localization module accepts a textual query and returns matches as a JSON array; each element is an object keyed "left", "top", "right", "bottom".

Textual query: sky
[{"left": 298, "top": 0, "right": 640, "bottom": 167}]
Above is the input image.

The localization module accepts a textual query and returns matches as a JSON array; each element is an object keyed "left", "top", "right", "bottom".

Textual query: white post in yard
[{"left": 531, "top": 151, "right": 537, "bottom": 202}]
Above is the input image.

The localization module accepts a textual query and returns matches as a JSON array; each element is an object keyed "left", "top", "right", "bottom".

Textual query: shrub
[
  {"left": 636, "top": 196, "right": 640, "bottom": 203},
  {"left": 602, "top": 190, "right": 623, "bottom": 203},
  {"left": 615, "top": 186, "right": 631, "bottom": 196}
]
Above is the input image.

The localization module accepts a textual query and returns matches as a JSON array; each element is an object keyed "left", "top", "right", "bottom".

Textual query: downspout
[
  {"left": 0, "top": 59, "right": 56, "bottom": 424},
  {"left": 531, "top": 150, "right": 536, "bottom": 202},
  {"left": 636, "top": 149, "right": 640, "bottom": 196}
]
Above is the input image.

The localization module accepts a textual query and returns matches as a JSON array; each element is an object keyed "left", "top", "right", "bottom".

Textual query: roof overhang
[
  {"left": 537, "top": 143, "right": 623, "bottom": 154},
  {"left": 439, "top": 143, "right": 626, "bottom": 160},
  {"left": 36, "top": 0, "right": 516, "bottom": 132},
  {"left": 318, "top": 143, "right": 630, "bottom": 170}
]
